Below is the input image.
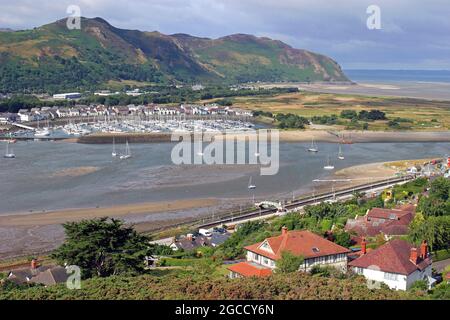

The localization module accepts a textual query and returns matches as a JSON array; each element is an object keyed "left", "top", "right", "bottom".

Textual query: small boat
[
  {"left": 323, "top": 156, "right": 335, "bottom": 170},
  {"left": 4, "top": 142, "right": 15, "bottom": 158},
  {"left": 254, "top": 152, "right": 260, "bottom": 157},
  {"left": 338, "top": 144, "right": 345, "bottom": 160},
  {"left": 248, "top": 176, "right": 256, "bottom": 189},
  {"left": 119, "top": 140, "right": 132, "bottom": 160},
  {"left": 308, "top": 138, "right": 319, "bottom": 153},
  {"left": 35, "top": 129, "right": 50, "bottom": 137},
  {"left": 112, "top": 137, "right": 117, "bottom": 157}
]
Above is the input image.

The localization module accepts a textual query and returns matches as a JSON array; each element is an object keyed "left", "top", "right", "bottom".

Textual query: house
[
  {"left": 112, "top": 106, "right": 130, "bottom": 116},
  {"left": 6, "top": 259, "right": 69, "bottom": 287},
  {"left": 227, "top": 228, "right": 350, "bottom": 278},
  {"left": 345, "top": 206, "right": 415, "bottom": 238},
  {"left": 56, "top": 108, "right": 70, "bottom": 118},
  {"left": 169, "top": 234, "right": 209, "bottom": 251},
  {"left": 0, "top": 113, "right": 16, "bottom": 123},
  {"left": 348, "top": 239, "right": 433, "bottom": 291}
]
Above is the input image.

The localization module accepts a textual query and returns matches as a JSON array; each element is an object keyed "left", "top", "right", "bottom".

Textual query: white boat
[
  {"left": 323, "top": 156, "right": 335, "bottom": 170},
  {"left": 112, "top": 137, "right": 117, "bottom": 157},
  {"left": 308, "top": 138, "right": 319, "bottom": 153},
  {"left": 34, "top": 129, "right": 50, "bottom": 137},
  {"left": 254, "top": 152, "right": 260, "bottom": 157},
  {"left": 248, "top": 176, "right": 256, "bottom": 189},
  {"left": 4, "top": 142, "right": 15, "bottom": 158},
  {"left": 338, "top": 144, "right": 345, "bottom": 160},
  {"left": 119, "top": 140, "right": 132, "bottom": 160}
]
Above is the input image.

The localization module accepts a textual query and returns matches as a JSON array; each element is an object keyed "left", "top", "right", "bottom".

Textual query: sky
[{"left": 1, "top": 0, "right": 449, "bottom": 70}]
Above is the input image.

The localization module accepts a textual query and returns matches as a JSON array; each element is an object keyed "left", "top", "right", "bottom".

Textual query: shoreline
[{"left": 68, "top": 130, "right": 450, "bottom": 144}]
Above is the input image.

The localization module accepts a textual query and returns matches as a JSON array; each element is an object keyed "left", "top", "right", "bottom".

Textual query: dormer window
[{"left": 312, "top": 247, "right": 320, "bottom": 253}]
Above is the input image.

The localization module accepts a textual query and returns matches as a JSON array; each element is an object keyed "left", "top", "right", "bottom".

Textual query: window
[{"left": 384, "top": 272, "right": 398, "bottom": 281}]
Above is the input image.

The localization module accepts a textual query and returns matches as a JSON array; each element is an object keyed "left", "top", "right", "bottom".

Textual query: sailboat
[
  {"left": 248, "top": 176, "right": 256, "bottom": 189},
  {"left": 119, "top": 140, "right": 132, "bottom": 160},
  {"left": 4, "top": 142, "right": 15, "bottom": 158},
  {"left": 112, "top": 137, "right": 117, "bottom": 157},
  {"left": 338, "top": 144, "right": 345, "bottom": 160},
  {"left": 308, "top": 138, "right": 319, "bottom": 153},
  {"left": 323, "top": 156, "right": 335, "bottom": 170}
]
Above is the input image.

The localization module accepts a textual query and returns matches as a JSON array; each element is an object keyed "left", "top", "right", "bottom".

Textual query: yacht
[
  {"left": 112, "top": 137, "right": 117, "bottom": 157},
  {"left": 34, "top": 128, "right": 50, "bottom": 137},
  {"left": 248, "top": 176, "right": 256, "bottom": 189},
  {"left": 323, "top": 156, "right": 335, "bottom": 170},
  {"left": 338, "top": 144, "right": 345, "bottom": 160},
  {"left": 4, "top": 142, "right": 15, "bottom": 158},
  {"left": 119, "top": 140, "right": 132, "bottom": 160},
  {"left": 308, "top": 138, "right": 319, "bottom": 153}
]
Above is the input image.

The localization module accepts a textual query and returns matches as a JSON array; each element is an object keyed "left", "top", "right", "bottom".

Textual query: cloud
[{"left": 0, "top": 0, "right": 449, "bottom": 69}]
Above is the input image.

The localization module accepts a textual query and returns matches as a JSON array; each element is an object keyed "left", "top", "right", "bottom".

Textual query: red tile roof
[
  {"left": 348, "top": 239, "right": 432, "bottom": 275},
  {"left": 227, "top": 262, "right": 272, "bottom": 277},
  {"left": 345, "top": 207, "right": 415, "bottom": 237},
  {"left": 244, "top": 230, "right": 350, "bottom": 261}
]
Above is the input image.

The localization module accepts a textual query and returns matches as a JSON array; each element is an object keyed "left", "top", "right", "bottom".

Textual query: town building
[
  {"left": 228, "top": 228, "right": 350, "bottom": 278},
  {"left": 345, "top": 205, "right": 415, "bottom": 238},
  {"left": 53, "top": 92, "right": 81, "bottom": 100},
  {"left": 348, "top": 239, "right": 433, "bottom": 291}
]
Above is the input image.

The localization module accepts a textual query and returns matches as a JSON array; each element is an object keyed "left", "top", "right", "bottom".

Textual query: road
[{"left": 433, "top": 258, "right": 450, "bottom": 273}]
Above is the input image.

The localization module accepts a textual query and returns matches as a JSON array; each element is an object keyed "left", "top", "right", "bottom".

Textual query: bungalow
[
  {"left": 345, "top": 205, "right": 415, "bottom": 239},
  {"left": 6, "top": 259, "right": 69, "bottom": 287},
  {"left": 170, "top": 234, "right": 209, "bottom": 251},
  {"left": 228, "top": 228, "right": 350, "bottom": 278},
  {"left": 349, "top": 239, "right": 433, "bottom": 291}
]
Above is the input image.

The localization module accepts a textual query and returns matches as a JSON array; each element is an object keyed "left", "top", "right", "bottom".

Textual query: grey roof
[{"left": 8, "top": 266, "right": 68, "bottom": 286}]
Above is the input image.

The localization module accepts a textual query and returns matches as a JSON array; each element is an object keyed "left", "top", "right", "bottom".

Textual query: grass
[
  {"left": 433, "top": 249, "right": 450, "bottom": 262},
  {"left": 230, "top": 91, "right": 450, "bottom": 131}
]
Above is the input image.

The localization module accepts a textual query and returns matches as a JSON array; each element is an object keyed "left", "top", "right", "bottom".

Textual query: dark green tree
[{"left": 51, "top": 218, "right": 151, "bottom": 279}]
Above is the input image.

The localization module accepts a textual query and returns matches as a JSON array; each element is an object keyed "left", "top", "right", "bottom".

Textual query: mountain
[{"left": 0, "top": 17, "right": 349, "bottom": 92}]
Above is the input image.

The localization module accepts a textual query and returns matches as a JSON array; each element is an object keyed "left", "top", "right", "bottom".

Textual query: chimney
[
  {"left": 281, "top": 226, "right": 288, "bottom": 236},
  {"left": 31, "top": 258, "right": 38, "bottom": 269},
  {"left": 361, "top": 238, "right": 367, "bottom": 255},
  {"left": 186, "top": 233, "right": 193, "bottom": 241},
  {"left": 420, "top": 240, "right": 428, "bottom": 259},
  {"left": 409, "top": 248, "right": 418, "bottom": 264}
]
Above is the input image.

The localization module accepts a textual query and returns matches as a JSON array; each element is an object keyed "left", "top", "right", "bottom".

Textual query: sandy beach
[{"left": 0, "top": 198, "right": 218, "bottom": 227}]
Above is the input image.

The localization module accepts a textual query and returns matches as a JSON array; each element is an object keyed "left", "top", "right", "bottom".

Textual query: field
[{"left": 227, "top": 91, "right": 450, "bottom": 131}]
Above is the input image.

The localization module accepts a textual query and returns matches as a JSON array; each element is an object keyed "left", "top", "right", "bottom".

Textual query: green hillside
[{"left": 0, "top": 17, "right": 349, "bottom": 93}]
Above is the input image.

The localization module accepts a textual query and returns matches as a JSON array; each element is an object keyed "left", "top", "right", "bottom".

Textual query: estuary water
[{"left": 0, "top": 140, "right": 449, "bottom": 216}]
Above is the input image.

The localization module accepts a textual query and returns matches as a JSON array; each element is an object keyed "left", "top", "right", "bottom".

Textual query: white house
[
  {"left": 228, "top": 228, "right": 350, "bottom": 278},
  {"left": 349, "top": 239, "right": 433, "bottom": 291}
]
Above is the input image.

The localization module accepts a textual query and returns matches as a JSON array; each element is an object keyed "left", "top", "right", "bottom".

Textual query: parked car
[{"left": 198, "top": 228, "right": 212, "bottom": 237}]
